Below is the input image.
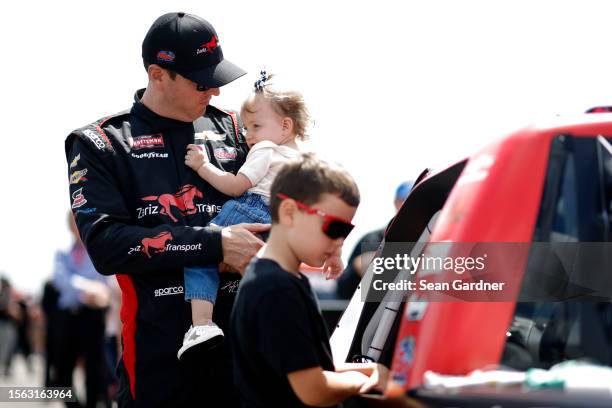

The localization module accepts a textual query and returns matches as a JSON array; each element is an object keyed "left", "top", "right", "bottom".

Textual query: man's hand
[
  {"left": 221, "top": 223, "right": 271, "bottom": 275},
  {"left": 185, "top": 144, "right": 209, "bottom": 171}
]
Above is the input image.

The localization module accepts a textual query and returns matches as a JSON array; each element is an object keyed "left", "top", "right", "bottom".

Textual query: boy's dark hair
[{"left": 269, "top": 153, "right": 360, "bottom": 223}]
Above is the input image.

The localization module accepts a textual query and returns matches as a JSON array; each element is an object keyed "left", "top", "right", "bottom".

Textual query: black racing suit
[{"left": 64, "top": 89, "right": 248, "bottom": 407}]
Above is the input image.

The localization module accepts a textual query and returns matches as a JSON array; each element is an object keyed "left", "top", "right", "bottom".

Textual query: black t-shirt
[{"left": 230, "top": 258, "right": 336, "bottom": 408}]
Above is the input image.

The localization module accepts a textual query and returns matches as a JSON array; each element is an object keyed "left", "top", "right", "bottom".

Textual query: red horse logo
[
  {"left": 200, "top": 35, "right": 218, "bottom": 54},
  {"left": 141, "top": 231, "right": 173, "bottom": 258},
  {"left": 142, "top": 184, "right": 203, "bottom": 222}
]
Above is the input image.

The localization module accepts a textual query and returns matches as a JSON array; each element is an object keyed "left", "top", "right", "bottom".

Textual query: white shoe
[{"left": 177, "top": 324, "right": 224, "bottom": 360}]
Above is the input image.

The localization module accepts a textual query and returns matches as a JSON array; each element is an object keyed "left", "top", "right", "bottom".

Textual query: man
[
  {"left": 336, "top": 181, "right": 414, "bottom": 299},
  {"left": 52, "top": 213, "right": 111, "bottom": 407},
  {"left": 64, "top": 12, "right": 267, "bottom": 407}
]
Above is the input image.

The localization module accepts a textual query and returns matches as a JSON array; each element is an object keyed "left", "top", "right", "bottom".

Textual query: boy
[{"left": 230, "top": 153, "right": 388, "bottom": 407}]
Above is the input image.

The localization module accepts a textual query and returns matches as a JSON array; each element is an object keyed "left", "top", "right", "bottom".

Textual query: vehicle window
[
  {"left": 504, "top": 135, "right": 612, "bottom": 370},
  {"left": 550, "top": 153, "right": 578, "bottom": 241},
  {"left": 597, "top": 136, "right": 612, "bottom": 240},
  {"left": 534, "top": 136, "right": 608, "bottom": 242}
]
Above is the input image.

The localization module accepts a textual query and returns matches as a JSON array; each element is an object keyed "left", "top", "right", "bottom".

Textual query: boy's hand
[
  {"left": 323, "top": 246, "right": 344, "bottom": 280},
  {"left": 323, "top": 255, "right": 344, "bottom": 280},
  {"left": 359, "top": 363, "right": 389, "bottom": 394},
  {"left": 185, "top": 144, "right": 209, "bottom": 170}
]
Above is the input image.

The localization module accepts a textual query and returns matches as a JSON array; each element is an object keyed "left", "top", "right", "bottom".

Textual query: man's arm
[{"left": 66, "top": 134, "right": 267, "bottom": 276}]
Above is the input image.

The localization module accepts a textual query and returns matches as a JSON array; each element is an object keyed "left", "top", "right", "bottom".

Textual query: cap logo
[
  {"left": 196, "top": 35, "right": 219, "bottom": 55},
  {"left": 157, "top": 51, "right": 176, "bottom": 63}
]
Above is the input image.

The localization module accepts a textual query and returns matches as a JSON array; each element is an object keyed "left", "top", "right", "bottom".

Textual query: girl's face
[{"left": 241, "top": 95, "right": 291, "bottom": 148}]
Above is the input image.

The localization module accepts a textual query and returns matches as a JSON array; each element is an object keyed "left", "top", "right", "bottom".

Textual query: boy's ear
[{"left": 278, "top": 199, "right": 296, "bottom": 226}]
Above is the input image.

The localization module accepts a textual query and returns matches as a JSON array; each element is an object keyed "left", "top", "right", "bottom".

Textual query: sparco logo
[
  {"left": 131, "top": 152, "right": 169, "bottom": 159},
  {"left": 131, "top": 134, "right": 164, "bottom": 150},
  {"left": 141, "top": 185, "right": 203, "bottom": 222},
  {"left": 128, "top": 231, "right": 203, "bottom": 258},
  {"left": 82, "top": 129, "right": 106, "bottom": 150},
  {"left": 154, "top": 286, "right": 184, "bottom": 297}
]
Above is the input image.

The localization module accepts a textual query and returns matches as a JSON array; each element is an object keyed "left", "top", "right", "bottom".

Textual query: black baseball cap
[{"left": 142, "top": 12, "right": 246, "bottom": 88}]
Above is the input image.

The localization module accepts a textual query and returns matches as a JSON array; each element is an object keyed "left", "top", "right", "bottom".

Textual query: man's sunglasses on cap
[{"left": 276, "top": 193, "right": 355, "bottom": 239}]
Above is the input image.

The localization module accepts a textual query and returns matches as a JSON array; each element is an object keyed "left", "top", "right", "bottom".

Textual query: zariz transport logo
[
  {"left": 138, "top": 184, "right": 220, "bottom": 222},
  {"left": 128, "top": 231, "right": 203, "bottom": 258}
]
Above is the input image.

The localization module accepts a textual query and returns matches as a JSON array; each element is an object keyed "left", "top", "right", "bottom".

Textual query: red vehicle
[{"left": 331, "top": 112, "right": 612, "bottom": 407}]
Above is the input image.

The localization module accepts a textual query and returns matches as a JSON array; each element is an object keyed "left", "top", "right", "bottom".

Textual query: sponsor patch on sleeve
[
  {"left": 128, "top": 231, "right": 203, "bottom": 258},
  {"left": 75, "top": 207, "right": 97, "bottom": 215},
  {"left": 71, "top": 188, "right": 87, "bottom": 209},
  {"left": 81, "top": 128, "right": 113, "bottom": 151},
  {"left": 69, "top": 153, "right": 80, "bottom": 169},
  {"left": 69, "top": 168, "right": 88, "bottom": 184}
]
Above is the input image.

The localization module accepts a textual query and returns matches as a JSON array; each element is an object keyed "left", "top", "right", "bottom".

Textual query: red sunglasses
[{"left": 276, "top": 193, "right": 355, "bottom": 239}]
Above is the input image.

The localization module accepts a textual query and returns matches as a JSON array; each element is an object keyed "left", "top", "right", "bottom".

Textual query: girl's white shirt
[{"left": 238, "top": 140, "right": 300, "bottom": 199}]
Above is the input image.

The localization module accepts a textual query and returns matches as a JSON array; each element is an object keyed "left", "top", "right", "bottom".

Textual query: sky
[{"left": 2, "top": 0, "right": 612, "bottom": 294}]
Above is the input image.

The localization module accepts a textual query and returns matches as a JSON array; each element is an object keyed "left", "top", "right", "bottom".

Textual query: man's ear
[
  {"left": 278, "top": 199, "right": 296, "bottom": 227},
  {"left": 147, "top": 64, "right": 165, "bottom": 86}
]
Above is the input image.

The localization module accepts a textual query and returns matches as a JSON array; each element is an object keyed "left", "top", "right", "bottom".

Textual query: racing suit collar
[{"left": 132, "top": 88, "right": 194, "bottom": 130}]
